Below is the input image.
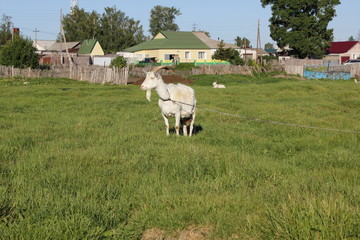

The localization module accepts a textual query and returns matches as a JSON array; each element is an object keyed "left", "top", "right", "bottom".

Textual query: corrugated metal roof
[
  {"left": 327, "top": 41, "right": 358, "bottom": 54},
  {"left": 192, "top": 32, "right": 240, "bottom": 49},
  {"left": 78, "top": 39, "right": 98, "bottom": 54},
  {"left": 47, "top": 42, "right": 80, "bottom": 51},
  {"left": 124, "top": 31, "right": 210, "bottom": 52}
]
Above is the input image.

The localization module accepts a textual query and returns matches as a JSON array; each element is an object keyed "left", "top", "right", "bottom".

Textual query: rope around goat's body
[{"left": 168, "top": 99, "right": 360, "bottom": 135}]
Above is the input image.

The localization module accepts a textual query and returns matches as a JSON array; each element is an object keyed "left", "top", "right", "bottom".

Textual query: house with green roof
[
  {"left": 78, "top": 39, "right": 104, "bottom": 57},
  {"left": 124, "top": 31, "right": 240, "bottom": 63}
]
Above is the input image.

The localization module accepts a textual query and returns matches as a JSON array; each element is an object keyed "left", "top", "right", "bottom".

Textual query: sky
[{"left": 1, "top": 0, "right": 359, "bottom": 48}]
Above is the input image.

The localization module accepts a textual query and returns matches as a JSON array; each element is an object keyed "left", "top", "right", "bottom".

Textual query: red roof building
[{"left": 326, "top": 41, "right": 360, "bottom": 63}]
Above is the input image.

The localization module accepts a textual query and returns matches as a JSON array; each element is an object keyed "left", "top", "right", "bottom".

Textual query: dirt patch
[
  {"left": 141, "top": 225, "right": 212, "bottom": 240},
  {"left": 131, "top": 75, "right": 194, "bottom": 85}
]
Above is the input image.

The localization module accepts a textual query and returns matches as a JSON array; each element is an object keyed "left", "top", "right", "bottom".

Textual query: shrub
[
  {"left": 110, "top": 56, "right": 127, "bottom": 68},
  {"left": 0, "top": 36, "right": 39, "bottom": 69}
]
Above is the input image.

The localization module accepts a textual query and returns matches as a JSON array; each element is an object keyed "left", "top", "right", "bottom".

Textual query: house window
[
  {"left": 165, "top": 54, "right": 176, "bottom": 60},
  {"left": 185, "top": 51, "right": 191, "bottom": 60},
  {"left": 198, "top": 51, "right": 206, "bottom": 59}
]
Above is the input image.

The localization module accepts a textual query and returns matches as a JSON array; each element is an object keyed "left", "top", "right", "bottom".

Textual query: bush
[
  {"left": 212, "top": 41, "right": 244, "bottom": 65},
  {"left": 110, "top": 56, "right": 127, "bottom": 68},
  {"left": 0, "top": 36, "right": 39, "bottom": 69}
]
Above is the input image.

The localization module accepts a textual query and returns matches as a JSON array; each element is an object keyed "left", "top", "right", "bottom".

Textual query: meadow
[{"left": 0, "top": 74, "right": 359, "bottom": 239}]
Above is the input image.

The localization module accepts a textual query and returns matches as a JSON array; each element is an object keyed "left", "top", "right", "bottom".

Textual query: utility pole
[
  {"left": 33, "top": 28, "right": 40, "bottom": 45},
  {"left": 60, "top": 9, "right": 63, "bottom": 64},
  {"left": 60, "top": 9, "right": 73, "bottom": 67},
  {"left": 256, "top": 19, "right": 262, "bottom": 63}
]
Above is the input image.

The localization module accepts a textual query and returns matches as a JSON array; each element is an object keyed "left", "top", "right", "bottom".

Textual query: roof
[
  {"left": 192, "top": 32, "right": 240, "bottom": 49},
  {"left": 327, "top": 41, "right": 359, "bottom": 54},
  {"left": 265, "top": 49, "right": 277, "bottom": 53},
  {"left": 78, "top": 39, "right": 98, "bottom": 54},
  {"left": 256, "top": 48, "right": 269, "bottom": 55},
  {"left": 124, "top": 31, "right": 239, "bottom": 52},
  {"left": 47, "top": 42, "right": 80, "bottom": 51},
  {"left": 33, "top": 40, "right": 56, "bottom": 51}
]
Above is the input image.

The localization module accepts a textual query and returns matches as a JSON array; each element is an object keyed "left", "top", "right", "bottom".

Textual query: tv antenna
[{"left": 71, "top": 0, "right": 78, "bottom": 13}]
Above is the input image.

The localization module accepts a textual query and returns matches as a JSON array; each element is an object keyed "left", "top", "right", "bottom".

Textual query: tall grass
[{"left": 0, "top": 75, "right": 359, "bottom": 239}]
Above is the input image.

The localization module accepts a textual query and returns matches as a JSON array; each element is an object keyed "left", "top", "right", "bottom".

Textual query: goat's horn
[{"left": 151, "top": 65, "right": 174, "bottom": 73}]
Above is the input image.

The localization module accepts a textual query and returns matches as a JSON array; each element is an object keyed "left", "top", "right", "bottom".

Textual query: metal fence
[{"left": 304, "top": 64, "right": 351, "bottom": 80}]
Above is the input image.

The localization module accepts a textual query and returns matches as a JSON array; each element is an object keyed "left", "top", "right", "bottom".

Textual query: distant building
[
  {"left": 78, "top": 39, "right": 104, "bottom": 57},
  {"left": 325, "top": 41, "right": 360, "bottom": 64},
  {"left": 123, "top": 31, "right": 241, "bottom": 63}
]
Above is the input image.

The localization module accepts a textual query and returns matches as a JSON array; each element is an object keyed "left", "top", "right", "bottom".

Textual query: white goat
[
  {"left": 141, "top": 66, "right": 196, "bottom": 136},
  {"left": 213, "top": 82, "right": 226, "bottom": 88},
  {"left": 354, "top": 79, "right": 359, "bottom": 83}
]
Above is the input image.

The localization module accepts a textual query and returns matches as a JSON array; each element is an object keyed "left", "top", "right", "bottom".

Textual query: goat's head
[{"left": 141, "top": 65, "right": 174, "bottom": 101}]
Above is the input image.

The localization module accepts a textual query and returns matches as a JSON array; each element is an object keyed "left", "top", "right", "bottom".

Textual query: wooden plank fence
[{"left": 0, "top": 65, "right": 128, "bottom": 85}]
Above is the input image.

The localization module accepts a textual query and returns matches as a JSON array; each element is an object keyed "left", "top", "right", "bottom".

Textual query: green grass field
[{"left": 0, "top": 74, "right": 359, "bottom": 239}]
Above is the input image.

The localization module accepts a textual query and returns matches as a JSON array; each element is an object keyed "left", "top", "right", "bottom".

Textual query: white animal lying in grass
[
  {"left": 355, "top": 79, "right": 359, "bottom": 83},
  {"left": 141, "top": 66, "right": 196, "bottom": 137},
  {"left": 213, "top": 82, "right": 226, "bottom": 88}
]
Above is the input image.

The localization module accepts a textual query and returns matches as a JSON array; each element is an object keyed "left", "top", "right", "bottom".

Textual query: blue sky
[{"left": 1, "top": 0, "right": 359, "bottom": 47}]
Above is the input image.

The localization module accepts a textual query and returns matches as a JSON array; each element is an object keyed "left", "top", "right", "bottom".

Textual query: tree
[
  {"left": 149, "top": 5, "right": 181, "bottom": 37},
  {"left": 0, "top": 14, "right": 13, "bottom": 45},
  {"left": 261, "top": 0, "right": 341, "bottom": 59},
  {"left": 348, "top": 36, "right": 355, "bottom": 41},
  {"left": 99, "top": 6, "right": 145, "bottom": 53},
  {"left": 0, "top": 36, "right": 39, "bottom": 68},
  {"left": 62, "top": 6, "right": 145, "bottom": 53},
  {"left": 212, "top": 40, "right": 244, "bottom": 65},
  {"left": 62, "top": 7, "right": 101, "bottom": 41},
  {"left": 264, "top": 42, "right": 274, "bottom": 49},
  {"left": 235, "top": 36, "right": 251, "bottom": 48}
]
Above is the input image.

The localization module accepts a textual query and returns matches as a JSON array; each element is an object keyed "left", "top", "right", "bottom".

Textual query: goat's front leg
[
  {"left": 161, "top": 113, "right": 170, "bottom": 136},
  {"left": 175, "top": 112, "right": 181, "bottom": 136}
]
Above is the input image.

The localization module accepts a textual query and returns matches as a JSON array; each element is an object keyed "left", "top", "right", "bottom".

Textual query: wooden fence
[
  {"left": 129, "top": 65, "right": 254, "bottom": 78},
  {"left": 0, "top": 65, "right": 128, "bottom": 85},
  {"left": 350, "top": 64, "right": 360, "bottom": 77}
]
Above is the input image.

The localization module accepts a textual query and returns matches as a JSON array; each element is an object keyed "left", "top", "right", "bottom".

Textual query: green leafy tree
[
  {"left": 265, "top": 42, "right": 274, "bottom": 49},
  {"left": 0, "top": 14, "right": 13, "bottom": 45},
  {"left": 235, "top": 36, "right": 251, "bottom": 48},
  {"left": 62, "top": 7, "right": 101, "bottom": 41},
  {"left": 212, "top": 40, "right": 244, "bottom": 65},
  {"left": 149, "top": 5, "right": 181, "bottom": 37},
  {"left": 110, "top": 56, "right": 127, "bottom": 68},
  {"left": 99, "top": 6, "right": 145, "bottom": 53},
  {"left": 261, "top": 0, "right": 341, "bottom": 59},
  {"left": 62, "top": 6, "right": 145, "bottom": 53},
  {"left": 0, "top": 36, "right": 39, "bottom": 68}
]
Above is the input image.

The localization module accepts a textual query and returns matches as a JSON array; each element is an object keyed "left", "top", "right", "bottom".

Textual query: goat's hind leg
[{"left": 189, "top": 112, "right": 196, "bottom": 137}]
